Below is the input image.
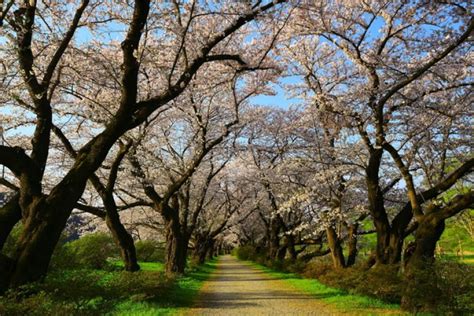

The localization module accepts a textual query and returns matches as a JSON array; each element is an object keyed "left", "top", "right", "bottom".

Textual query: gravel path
[{"left": 185, "top": 255, "right": 337, "bottom": 315}]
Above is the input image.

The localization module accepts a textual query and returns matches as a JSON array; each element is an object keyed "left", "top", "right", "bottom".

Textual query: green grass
[
  {"left": 246, "top": 261, "right": 404, "bottom": 315},
  {"left": 437, "top": 253, "right": 474, "bottom": 265},
  {"left": 112, "top": 260, "right": 165, "bottom": 272},
  {"left": 114, "top": 259, "right": 218, "bottom": 315},
  {"left": 0, "top": 259, "right": 218, "bottom": 316}
]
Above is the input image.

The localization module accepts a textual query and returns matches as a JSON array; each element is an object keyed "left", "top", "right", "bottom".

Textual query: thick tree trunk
[
  {"left": 366, "top": 225, "right": 405, "bottom": 267},
  {"left": 5, "top": 196, "right": 72, "bottom": 290},
  {"left": 105, "top": 211, "right": 139, "bottom": 272},
  {"left": 287, "top": 235, "right": 298, "bottom": 261},
  {"left": 1, "top": 113, "right": 138, "bottom": 291},
  {"left": 269, "top": 235, "right": 280, "bottom": 259},
  {"left": 346, "top": 223, "right": 358, "bottom": 267},
  {"left": 193, "top": 235, "right": 210, "bottom": 264},
  {"left": 386, "top": 231, "right": 403, "bottom": 264},
  {"left": 401, "top": 216, "right": 445, "bottom": 311},
  {"left": 385, "top": 205, "right": 414, "bottom": 264},
  {"left": 366, "top": 149, "right": 392, "bottom": 265},
  {"left": 164, "top": 217, "right": 189, "bottom": 274},
  {"left": 206, "top": 239, "right": 215, "bottom": 260},
  {"left": 0, "top": 196, "right": 22, "bottom": 291},
  {"left": 326, "top": 226, "right": 345, "bottom": 269},
  {"left": 194, "top": 233, "right": 214, "bottom": 264},
  {"left": 196, "top": 242, "right": 211, "bottom": 264},
  {"left": 277, "top": 245, "right": 287, "bottom": 261},
  {"left": 0, "top": 194, "right": 21, "bottom": 251},
  {"left": 268, "top": 216, "right": 283, "bottom": 260},
  {"left": 0, "top": 253, "right": 14, "bottom": 292},
  {"left": 406, "top": 217, "right": 445, "bottom": 270}
]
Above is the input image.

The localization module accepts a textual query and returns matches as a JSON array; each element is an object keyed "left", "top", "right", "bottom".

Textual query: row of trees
[
  {"left": 0, "top": 0, "right": 287, "bottom": 289},
  {"left": 243, "top": 0, "right": 474, "bottom": 269},
  {"left": 0, "top": 0, "right": 472, "bottom": 309}
]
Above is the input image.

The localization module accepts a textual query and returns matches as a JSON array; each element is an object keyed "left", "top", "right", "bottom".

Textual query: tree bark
[
  {"left": 366, "top": 149, "right": 392, "bottom": 265},
  {"left": 401, "top": 216, "right": 445, "bottom": 311},
  {"left": 196, "top": 242, "right": 210, "bottom": 264},
  {"left": 0, "top": 194, "right": 21, "bottom": 251},
  {"left": 346, "top": 223, "right": 358, "bottom": 267},
  {"left": 194, "top": 235, "right": 213, "bottom": 264},
  {"left": 6, "top": 196, "right": 72, "bottom": 289},
  {"left": 206, "top": 239, "right": 216, "bottom": 260},
  {"left": 326, "top": 226, "right": 346, "bottom": 269},
  {"left": 287, "top": 235, "right": 298, "bottom": 261},
  {"left": 164, "top": 216, "right": 189, "bottom": 274},
  {"left": 277, "top": 244, "right": 287, "bottom": 261},
  {"left": 105, "top": 210, "right": 140, "bottom": 272},
  {"left": 0, "top": 253, "right": 14, "bottom": 293},
  {"left": 268, "top": 215, "right": 283, "bottom": 260},
  {"left": 406, "top": 216, "right": 445, "bottom": 270}
]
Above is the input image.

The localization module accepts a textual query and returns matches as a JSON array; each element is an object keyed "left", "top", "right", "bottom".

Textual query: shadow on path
[{"left": 185, "top": 255, "right": 336, "bottom": 315}]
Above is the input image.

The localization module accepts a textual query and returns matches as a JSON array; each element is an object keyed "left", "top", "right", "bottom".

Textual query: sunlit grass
[
  {"left": 112, "top": 260, "right": 165, "bottom": 272},
  {"left": 112, "top": 259, "right": 218, "bottom": 315}
]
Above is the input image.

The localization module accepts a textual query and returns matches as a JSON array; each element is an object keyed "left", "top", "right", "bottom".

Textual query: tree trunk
[
  {"left": 268, "top": 216, "right": 283, "bottom": 260},
  {"left": 0, "top": 253, "right": 14, "bottom": 292},
  {"left": 401, "top": 216, "right": 445, "bottom": 312},
  {"left": 287, "top": 235, "right": 298, "bottom": 261},
  {"left": 326, "top": 226, "right": 345, "bottom": 269},
  {"left": 269, "top": 235, "right": 280, "bottom": 259},
  {"left": 4, "top": 196, "right": 72, "bottom": 290},
  {"left": 193, "top": 234, "right": 211, "bottom": 264},
  {"left": 406, "top": 216, "right": 445, "bottom": 270},
  {"left": 105, "top": 210, "right": 139, "bottom": 272},
  {"left": 194, "top": 235, "right": 215, "bottom": 264},
  {"left": 0, "top": 194, "right": 21, "bottom": 251},
  {"left": 366, "top": 149, "right": 392, "bottom": 265},
  {"left": 1, "top": 114, "right": 140, "bottom": 292},
  {"left": 277, "top": 245, "right": 287, "bottom": 261},
  {"left": 386, "top": 205, "right": 414, "bottom": 264},
  {"left": 197, "top": 241, "right": 210, "bottom": 264},
  {"left": 386, "top": 231, "right": 403, "bottom": 264},
  {"left": 346, "top": 223, "right": 358, "bottom": 267},
  {"left": 207, "top": 239, "right": 215, "bottom": 260},
  {"left": 164, "top": 217, "right": 188, "bottom": 274}
]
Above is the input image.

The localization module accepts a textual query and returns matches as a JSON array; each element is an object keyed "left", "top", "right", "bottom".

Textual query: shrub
[
  {"left": 286, "top": 259, "right": 308, "bottom": 274},
  {"left": 235, "top": 245, "right": 258, "bottom": 261},
  {"left": 0, "top": 268, "right": 173, "bottom": 315},
  {"left": 304, "top": 259, "right": 403, "bottom": 304},
  {"left": 302, "top": 258, "right": 334, "bottom": 279},
  {"left": 402, "top": 260, "right": 474, "bottom": 314},
  {"left": 65, "top": 232, "right": 119, "bottom": 270},
  {"left": 351, "top": 264, "right": 402, "bottom": 303},
  {"left": 434, "top": 261, "right": 474, "bottom": 314},
  {"left": 135, "top": 240, "right": 165, "bottom": 262}
]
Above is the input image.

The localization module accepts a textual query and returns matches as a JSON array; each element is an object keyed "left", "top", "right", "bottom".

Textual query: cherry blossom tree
[
  {"left": 125, "top": 58, "right": 277, "bottom": 273},
  {"left": 284, "top": 0, "right": 473, "bottom": 267},
  {"left": 0, "top": 0, "right": 288, "bottom": 290}
]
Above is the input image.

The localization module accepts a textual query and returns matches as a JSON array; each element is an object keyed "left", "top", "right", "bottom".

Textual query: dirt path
[{"left": 185, "top": 255, "right": 336, "bottom": 315}]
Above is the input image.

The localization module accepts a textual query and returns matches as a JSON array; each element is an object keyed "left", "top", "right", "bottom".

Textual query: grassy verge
[
  {"left": 245, "top": 260, "right": 404, "bottom": 315},
  {"left": 112, "top": 260, "right": 165, "bottom": 272},
  {"left": 438, "top": 252, "right": 474, "bottom": 265},
  {"left": 114, "top": 259, "right": 218, "bottom": 315},
  {"left": 0, "top": 259, "right": 218, "bottom": 316}
]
